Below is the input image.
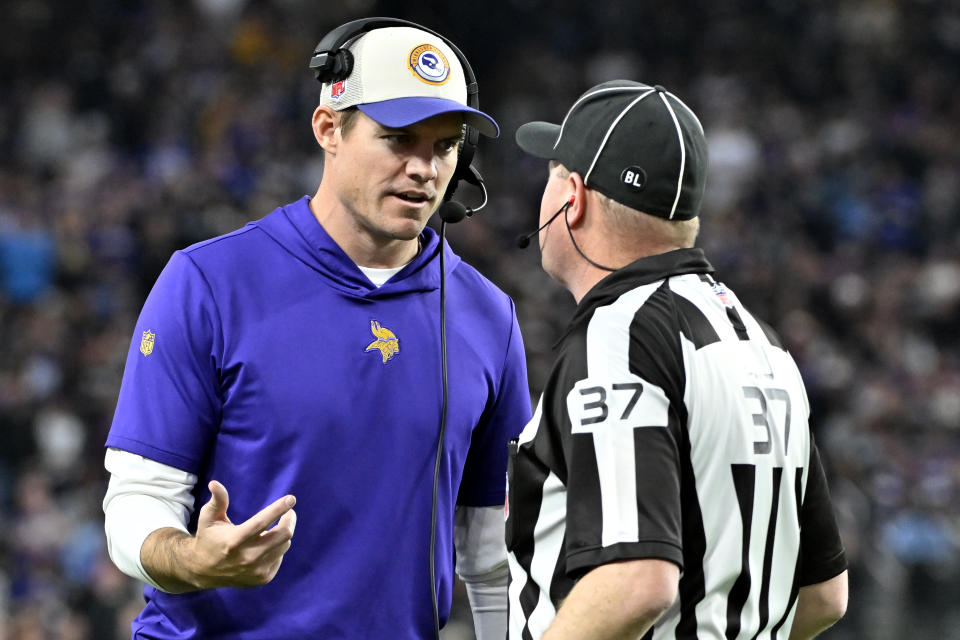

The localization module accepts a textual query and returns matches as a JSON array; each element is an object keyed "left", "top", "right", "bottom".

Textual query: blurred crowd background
[{"left": 1, "top": 0, "right": 959, "bottom": 638}]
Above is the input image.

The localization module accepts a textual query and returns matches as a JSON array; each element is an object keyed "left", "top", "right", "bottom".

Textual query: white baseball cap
[{"left": 318, "top": 26, "right": 499, "bottom": 137}]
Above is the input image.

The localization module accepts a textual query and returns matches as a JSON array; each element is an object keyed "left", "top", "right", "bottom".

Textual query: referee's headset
[
  {"left": 309, "top": 16, "right": 489, "bottom": 224},
  {"left": 310, "top": 18, "right": 489, "bottom": 639}
]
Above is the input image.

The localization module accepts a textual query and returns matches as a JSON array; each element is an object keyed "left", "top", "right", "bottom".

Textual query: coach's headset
[
  {"left": 309, "top": 16, "right": 489, "bottom": 224},
  {"left": 310, "top": 18, "right": 490, "bottom": 639}
]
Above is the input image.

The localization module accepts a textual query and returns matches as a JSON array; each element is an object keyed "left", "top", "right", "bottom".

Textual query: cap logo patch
[
  {"left": 408, "top": 44, "right": 450, "bottom": 85},
  {"left": 620, "top": 166, "right": 647, "bottom": 191},
  {"left": 331, "top": 80, "right": 345, "bottom": 100}
]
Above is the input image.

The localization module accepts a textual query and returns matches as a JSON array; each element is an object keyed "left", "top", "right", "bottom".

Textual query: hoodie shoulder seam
[{"left": 181, "top": 224, "right": 262, "bottom": 256}]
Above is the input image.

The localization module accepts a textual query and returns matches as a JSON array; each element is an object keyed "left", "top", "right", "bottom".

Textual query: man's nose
[{"left": 406, "top": 152, "right": 438, "bottom": 183}]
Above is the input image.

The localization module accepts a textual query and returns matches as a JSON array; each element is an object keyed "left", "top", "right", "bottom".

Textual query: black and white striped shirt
[{"left": 506, "top": 248, "right": 846, "bottom": 639}]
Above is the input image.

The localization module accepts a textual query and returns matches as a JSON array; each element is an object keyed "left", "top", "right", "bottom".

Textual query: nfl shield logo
[
  {"left": 712, "top": 283, "right": 732, "bottom": 307},
  {"left": 331, "top": 81, "right": 345, "bottom": 99},
  {"left": 140, "top": 330, "right": 156, "bottom": 356}
]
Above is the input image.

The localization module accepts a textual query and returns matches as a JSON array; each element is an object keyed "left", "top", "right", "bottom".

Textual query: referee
[{"left": 507, "top": 80, "right": 848, "bottom": 639}]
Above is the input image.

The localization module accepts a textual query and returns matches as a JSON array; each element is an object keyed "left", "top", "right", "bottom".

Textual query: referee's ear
[{"left": 565, "top": 171, "right": 587, "bottom": 228}]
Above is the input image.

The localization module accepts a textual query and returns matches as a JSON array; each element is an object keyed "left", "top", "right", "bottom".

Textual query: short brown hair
[{"left": 337, "top": 106, "right": 361, "bottom": 137}]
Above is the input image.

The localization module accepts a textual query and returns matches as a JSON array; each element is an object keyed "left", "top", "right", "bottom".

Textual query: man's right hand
[{"left": 140, "top": 480, "right": 297, "bottom": 593}]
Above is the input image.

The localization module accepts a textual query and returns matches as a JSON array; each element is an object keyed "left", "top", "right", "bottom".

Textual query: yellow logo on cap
[
  {"left": 140, "top": 330, "right": 156, "bottom": 356},
  {"left": 408, "top": 44, "right": 450, "bottom": 85}
]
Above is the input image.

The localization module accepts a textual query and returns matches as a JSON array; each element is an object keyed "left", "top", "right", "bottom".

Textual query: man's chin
[
  {"left": 393, "top": 211, "right": 437, "bottom": 235},
  {"left": 383, "top": 219, "right": 429, "bottom": 242}
]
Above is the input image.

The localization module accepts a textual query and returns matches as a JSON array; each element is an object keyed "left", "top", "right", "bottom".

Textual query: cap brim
[
  {"left": 359, "top": 97, "right": 500, "bottom": 137},
  {"left": 515, "top": 121, "right": 562, "bottom": 159}
]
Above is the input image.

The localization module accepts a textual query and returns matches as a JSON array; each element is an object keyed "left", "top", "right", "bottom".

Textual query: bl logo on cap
[
  {"left": 408, "top": 44, "right": 450, "bottom": 85},
  {"left": 621, "top": 166, "right": 647, "bottom": 191}
]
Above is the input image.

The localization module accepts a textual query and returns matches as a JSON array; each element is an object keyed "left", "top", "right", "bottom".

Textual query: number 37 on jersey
[{"left": 566, "top": 375, "right": 798, "bottom": 462}]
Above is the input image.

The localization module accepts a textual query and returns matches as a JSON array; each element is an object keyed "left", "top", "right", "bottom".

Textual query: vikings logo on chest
[{"left": 365, "top": 320, "right": 399, "bottom": 363}]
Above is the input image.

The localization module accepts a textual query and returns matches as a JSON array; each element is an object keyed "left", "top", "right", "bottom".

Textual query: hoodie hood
[{"left": 253, "top": 196, "right": 462, "bottom": 298}]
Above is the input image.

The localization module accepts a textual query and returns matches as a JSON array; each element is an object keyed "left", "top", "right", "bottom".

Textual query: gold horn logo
[
  {"left": 140, "top": 330, "right": 156, "bottom": 356},
  {"left": 365, "top": 320, "right": 399, "bottom": 364}
]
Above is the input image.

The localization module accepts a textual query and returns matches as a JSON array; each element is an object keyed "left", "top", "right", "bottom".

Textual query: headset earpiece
[
  {"left": 311, "top": 48, "right": 353, "bottom": 84},
  {"left": 443, "top": 123, "right": 479, "bottom": 202}
]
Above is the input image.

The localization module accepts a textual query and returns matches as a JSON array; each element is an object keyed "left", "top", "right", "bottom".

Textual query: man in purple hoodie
[{"left": 102, "top": 20, "right": 530, "bottom": 640}]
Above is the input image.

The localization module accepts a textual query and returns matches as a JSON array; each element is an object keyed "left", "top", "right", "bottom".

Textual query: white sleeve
[
  {"left": 454, "top": 505, "right": 509, "bottom": 640},
  {"left": 102, "top": 447, "right": 198, "bottom": 590}
]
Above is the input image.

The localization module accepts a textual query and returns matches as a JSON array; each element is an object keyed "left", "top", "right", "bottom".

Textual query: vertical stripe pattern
[{"left": 507, "top": 250, "right": 845, "bottom": 639}]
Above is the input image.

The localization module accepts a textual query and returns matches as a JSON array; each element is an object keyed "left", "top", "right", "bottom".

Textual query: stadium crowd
[{"left": 1, "top": 0, "right": 959, "bottom": 637}]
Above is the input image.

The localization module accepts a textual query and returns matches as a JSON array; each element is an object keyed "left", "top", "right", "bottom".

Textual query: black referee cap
[{"left": 516, "top": 80, "right": 708, "bottom": 221}]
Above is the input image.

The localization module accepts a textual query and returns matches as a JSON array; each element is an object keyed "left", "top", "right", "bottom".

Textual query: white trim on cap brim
[
  {"left": 582, "top": 88, "right": 657, "bottom": 188},
  {"left": 553, "top": 85, "right": 653, "bottom": 150}
]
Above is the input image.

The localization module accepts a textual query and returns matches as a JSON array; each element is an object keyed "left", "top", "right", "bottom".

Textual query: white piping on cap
[
  {"left": 665, "top": 90, "right": 705, "bottom": 136},
  {"left": 658, "top": 92, "right": 686, "bottom": 219},
  {"left": 582, "top": 88, "right": 657, "bottom": 186},
  {"left": 553, "top": 85, "right": 653, "bottom": 150}
]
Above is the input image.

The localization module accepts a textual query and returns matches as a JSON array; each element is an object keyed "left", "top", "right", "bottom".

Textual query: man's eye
[
  {"left": 439, "top": 139, "right": 459, "bottom": 153},
  {"left": 385, "top": 134, "right": 410, "bottom": 144}
]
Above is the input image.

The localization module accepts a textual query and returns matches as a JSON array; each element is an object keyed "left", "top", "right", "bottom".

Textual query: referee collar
[{"left": 558, "top": 247, "right": 714, "bottom": 346}]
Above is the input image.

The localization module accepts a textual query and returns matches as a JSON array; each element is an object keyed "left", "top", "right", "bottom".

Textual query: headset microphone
[
  {"left": 515, "top": 195, "right": 574, "bottom": 248},
  {"left": 439, "top": 167, "right": 488, "bottom": 223},
  {"left": 438, "top": 201, "right": 468, "bottom": 224}
]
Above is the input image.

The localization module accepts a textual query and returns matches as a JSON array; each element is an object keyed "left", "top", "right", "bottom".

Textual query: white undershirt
[
  {"left": 102, "top": 448, "right": 508, "bottom": 638},
  {"left": 358, "top": 264, "right": 406, "bottom": 287}
]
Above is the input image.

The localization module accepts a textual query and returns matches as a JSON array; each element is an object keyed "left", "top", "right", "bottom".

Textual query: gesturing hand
[{"left": 185, "top": 480, "right": 298, "bottom": 589}]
